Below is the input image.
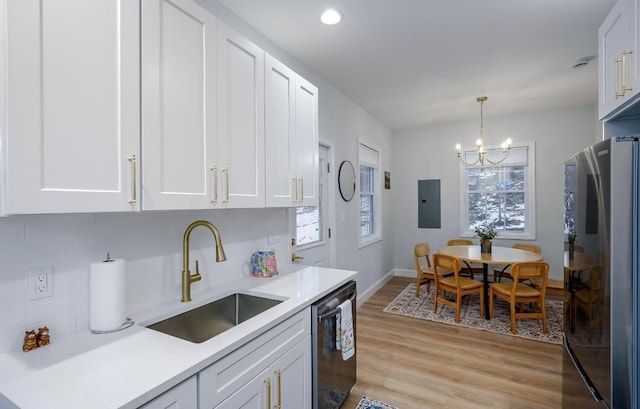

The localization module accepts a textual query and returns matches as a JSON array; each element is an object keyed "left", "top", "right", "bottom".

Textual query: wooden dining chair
[
  {"left": 489, "top": 262, "right": 549, "bottom": 334},
  {"left": 446, "top": 239, "right": 483, "bottom": 279},
  {"left": 574, "top": 265, "right": 605, "bottom": 342},
  {"left": 414, "top": 243, "right": 441, "bottom": 297},
  {"left": 447, "top": 239, "right": 473, "bottom": 246},
  {"left": 433, "top": 253, "right": 484, "bottom": 323},
  {"left": 494, "top": 243, "right": 542, "bottom": 282}
]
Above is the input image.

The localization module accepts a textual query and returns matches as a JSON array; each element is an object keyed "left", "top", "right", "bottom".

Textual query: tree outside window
[{"left": 460, "top": 142, "right": 535, "bottom": 239}]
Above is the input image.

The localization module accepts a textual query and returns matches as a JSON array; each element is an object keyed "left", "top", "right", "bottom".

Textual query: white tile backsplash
[{"left": 0, "top": 208, "right": 290, "bottom": 355}]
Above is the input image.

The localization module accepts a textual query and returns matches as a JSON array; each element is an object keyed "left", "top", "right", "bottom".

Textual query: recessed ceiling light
[{"left": 321, "top": 9, "right": 342, "bottom": 25}]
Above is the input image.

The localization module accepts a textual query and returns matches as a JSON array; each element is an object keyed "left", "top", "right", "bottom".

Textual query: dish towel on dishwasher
[{"left": 336, "top": 299, "right": 355, "bottom": 360}]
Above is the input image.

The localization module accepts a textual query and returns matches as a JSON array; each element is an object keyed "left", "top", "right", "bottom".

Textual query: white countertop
[{"left": 0, "top": 265, "right": 357, "bottom": 409}]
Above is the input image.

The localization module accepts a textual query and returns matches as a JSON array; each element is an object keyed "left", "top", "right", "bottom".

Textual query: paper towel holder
[{"left": 90, "top": 318, "right": 134, "bottom": 334}]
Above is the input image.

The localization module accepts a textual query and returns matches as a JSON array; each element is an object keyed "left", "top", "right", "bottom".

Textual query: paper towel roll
[{"left": 89, "top": 258, "right": 126, "bottom": 332}]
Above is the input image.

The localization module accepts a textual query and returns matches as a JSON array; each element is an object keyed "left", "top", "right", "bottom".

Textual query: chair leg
[
  {"left": 540, "top": 300, "right": 548, "bottom": 334},
  {"left": 479, "top": 289, "right": 484, "bottom": 319},
  {"left": 489, "top": 290, "right": 494, "bottom": 319},
  {"left": 455, "top": 293, "right": 461, "bottom": 323},
  {"left": 433, "top": 287, "right": 439, "bottom": 314},
  {"left": 426, "top": 279, "right": 431, "bottom": 294},
  {"left": 510, "top": 302, "right": 517, "bottom": 334},
  {"left": 415, "top": 276, "right": 421, "bottom": 297}
]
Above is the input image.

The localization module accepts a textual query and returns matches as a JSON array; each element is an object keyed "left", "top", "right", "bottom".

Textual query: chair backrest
[
  {"left": 511, "top": 262, "right": 549, "bottom": 295},
  {"left": 586, "top": 265, "right": 605, "bottom": 301},
  {"left": 414, "top": 243, "right": 432, "bottom": 271},
  {"left": 433, "top": 253, "right": 461, "bottom": 283},
  {"left": 574, "top": 245, "right": 584, "bottom": 254},
  {"left": 512, "top": 243, "right": 542, "bottom": 254},
  {"left": 447, "top": 239, "right": 473, "bottom": 246}
]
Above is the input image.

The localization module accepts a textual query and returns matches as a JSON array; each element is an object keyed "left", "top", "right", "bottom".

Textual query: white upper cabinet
[
  {"left": 2, "top": 0, "right": 316, "bottom": 214},
  {"left": 294, "top": 76, "right": 319, "bottom": 207},
  {"left": 216, "top": 22, "right": 265, "bottom": 208},
  {"left": 265, "top": 56, "right": 296, "bottom": 207},
  {"left": 141, "top": 0, "right": 218, "bottom": 210},
  {"left": 2, "top": 0, "right": 140, "bottom": 214},
  {"left": 599, "top": 0, "right": 640, "bottom": 119},
  {"left": 265, "top": 55, "right": 318, "bottom": 207}
]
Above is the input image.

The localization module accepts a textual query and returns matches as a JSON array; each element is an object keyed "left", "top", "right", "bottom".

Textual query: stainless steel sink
[{"left": 146, "top": 293, "right": 282, "bottom": 343}]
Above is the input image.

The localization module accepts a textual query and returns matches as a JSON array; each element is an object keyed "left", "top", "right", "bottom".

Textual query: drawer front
[{"left": 199, "top": 308, "right": 310, "bottom": 408}]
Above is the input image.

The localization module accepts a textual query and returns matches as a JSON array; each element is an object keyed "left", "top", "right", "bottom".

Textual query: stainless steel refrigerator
[{"left": 562, "top": 136, "right": 639, "bottom": 408}]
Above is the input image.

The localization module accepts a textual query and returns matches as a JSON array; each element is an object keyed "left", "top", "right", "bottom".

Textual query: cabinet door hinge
[
  {"left": 327, "top": 162, "right": 330, "bottom": 173},
  {"left": 328, "top": 228, "right": 331, "bottom": 238}
]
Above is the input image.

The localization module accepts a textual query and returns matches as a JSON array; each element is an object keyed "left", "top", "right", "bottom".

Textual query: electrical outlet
[{"left": 27, "top": 267, "right": 53, "bottom": 300}]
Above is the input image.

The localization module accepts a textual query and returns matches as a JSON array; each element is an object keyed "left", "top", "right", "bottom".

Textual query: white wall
[
  {"left": 391, "top": 105, "right": 599, "bottom": 279},
  {"left": 0, "top": 1, "right": 394, "bottom": 355}
]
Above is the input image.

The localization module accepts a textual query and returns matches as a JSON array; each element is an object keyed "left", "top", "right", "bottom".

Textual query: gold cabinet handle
[
  {"left": 210, "top": 166, "right": 217, "bottom": 204},
  {"left": 223, "top": 167, "right": 230, "bottom": 203},
  {"left": 264, "top": 378, "right": 271, "bottom": 408},
  {"left": 291, "top": 253, "right": 304, "bottom": 262},
  {"left": 299, "top": 178, "right": 304, "bottom": 203},
  {"left": 128, "top": 155, "right": 137, "bottom": 205},
  {"left": 622, "top": 49, "right": 633, "bottom": 94},
  {"left": 292, "top": 177, "right": 297, "bottom": 204},
  {"left": 274, "top": 369, "right": 281, "bottom": 409},
  {"left": 615, "top": 57, "right": 623, "bottom": 98}
]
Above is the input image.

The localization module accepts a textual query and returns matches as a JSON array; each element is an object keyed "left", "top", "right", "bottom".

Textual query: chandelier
[{"left": 455, "top": 96, "right": 512, "bottom": 167}]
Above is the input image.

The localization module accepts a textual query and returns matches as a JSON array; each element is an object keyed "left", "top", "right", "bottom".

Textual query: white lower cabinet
[
  {"left": 199, "top": 309, "right": 311, "bottom": 409},
  {"left": 139, "top": 375, "right": 197, "bottom": 409},
  {"left": 215, "top": 338, "right": 311, "bottom": 409}
]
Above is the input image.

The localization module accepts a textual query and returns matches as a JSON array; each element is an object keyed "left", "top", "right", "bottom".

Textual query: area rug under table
[
  {"left": 383, "top": 283, "right": 563, "bottom": 344},
  {"left": 356, "top": 395, "right": 398, "bottom": 409}
]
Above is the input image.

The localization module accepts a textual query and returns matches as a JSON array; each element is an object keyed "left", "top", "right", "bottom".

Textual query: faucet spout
[{"left": 181, "top": 220, "right": 226, "bottom": 302}]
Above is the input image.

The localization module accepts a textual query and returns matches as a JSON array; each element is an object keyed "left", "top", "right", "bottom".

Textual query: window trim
[
  {"left": 358, "top": 140, "right": 383, "bottom": 248},
  {"left": 458, "top": 141, "right": 536, "bottom": 240}
]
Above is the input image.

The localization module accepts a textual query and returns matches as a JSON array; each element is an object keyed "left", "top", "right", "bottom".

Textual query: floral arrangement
[{"left": 474, "top": 224, "right": 498, "bottom": 241}]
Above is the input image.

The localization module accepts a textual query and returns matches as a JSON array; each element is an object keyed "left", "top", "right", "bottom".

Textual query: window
[
  {"left": 359, "top": 142, "right": 382, "bottom": 245},
  {"left": 460, "top": 142, "right": 535, "bottom": 239},
  {"left": 295, "top": 147, "right": 327, "bottom": 247}
]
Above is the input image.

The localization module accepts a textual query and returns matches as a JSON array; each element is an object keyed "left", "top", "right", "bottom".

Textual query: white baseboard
[
  {"left": 355, "top": 270, "right": 395, "bottom": 307},
  {"left": 394, "top": 268, "right": 414, "bottom": 278}
]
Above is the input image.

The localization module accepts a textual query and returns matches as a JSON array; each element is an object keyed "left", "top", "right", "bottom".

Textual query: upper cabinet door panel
[
  {"left": 5, "top": 0, "right": 140, "bottom": 214},
  {"left": 295, "top": 77, "right": 319, "bottom": 207},
  {"left": 265, "top": 55, "right": 296, "bottom": 207},
  {"left": 217, "top": 22, "right": 265, "bottom": 208},
  {"left": 599, "top": 0, "right": 632, "bottom": 119},
  {"left": 142, "top": 0, "right": 217, "bottom": 210}
]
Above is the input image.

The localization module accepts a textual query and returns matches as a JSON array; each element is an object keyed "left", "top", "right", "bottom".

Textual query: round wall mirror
[{"left": 338, "top": 160, "right": 356, "bottom": 201}]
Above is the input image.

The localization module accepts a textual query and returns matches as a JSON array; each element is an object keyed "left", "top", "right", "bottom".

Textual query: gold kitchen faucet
[{"left": 181, "top": 220, "right": 226, "bottom": 302}]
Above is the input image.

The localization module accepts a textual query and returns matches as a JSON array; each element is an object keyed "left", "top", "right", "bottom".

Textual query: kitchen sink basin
[{"left": 146, "top": 293, "right": 283, "bottom": 343}]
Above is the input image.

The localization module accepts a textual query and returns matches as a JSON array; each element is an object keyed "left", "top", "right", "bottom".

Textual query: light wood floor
[{"left": 341, "top": 276, "right": 563, "bottom": 409}]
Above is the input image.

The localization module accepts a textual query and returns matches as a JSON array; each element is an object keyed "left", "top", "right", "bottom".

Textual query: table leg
[{"left": 483, "top": 263, "right": 490, "bottom": 319}]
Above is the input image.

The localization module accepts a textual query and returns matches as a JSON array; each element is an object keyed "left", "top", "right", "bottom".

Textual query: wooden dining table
[{"left": 437, "top": 245, "right": 544, "bottom": 319}]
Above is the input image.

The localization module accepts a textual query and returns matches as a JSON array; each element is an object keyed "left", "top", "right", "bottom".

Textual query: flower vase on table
[{"left": 475, "top": 224, "right": 498, "bottom": 254}]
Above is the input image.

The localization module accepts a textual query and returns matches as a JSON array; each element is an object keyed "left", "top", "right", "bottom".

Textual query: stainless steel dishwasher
[{"left": 311, "top": 280, "right": 357, "bottom": 409}]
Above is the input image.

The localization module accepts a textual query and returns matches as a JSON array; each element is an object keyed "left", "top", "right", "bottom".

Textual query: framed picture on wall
[{"left": 384, "top": 171, "right": 391, "bottom": 189}]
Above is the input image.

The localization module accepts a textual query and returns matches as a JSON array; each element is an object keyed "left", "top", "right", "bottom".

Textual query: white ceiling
[{"left": 217, "top": 0, "right": 615, "bottom": 131}]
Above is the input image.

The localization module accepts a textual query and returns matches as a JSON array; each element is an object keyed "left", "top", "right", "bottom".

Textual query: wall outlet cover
[{"left": 27, "top": 267, "right": 53, "bottom": 300}]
